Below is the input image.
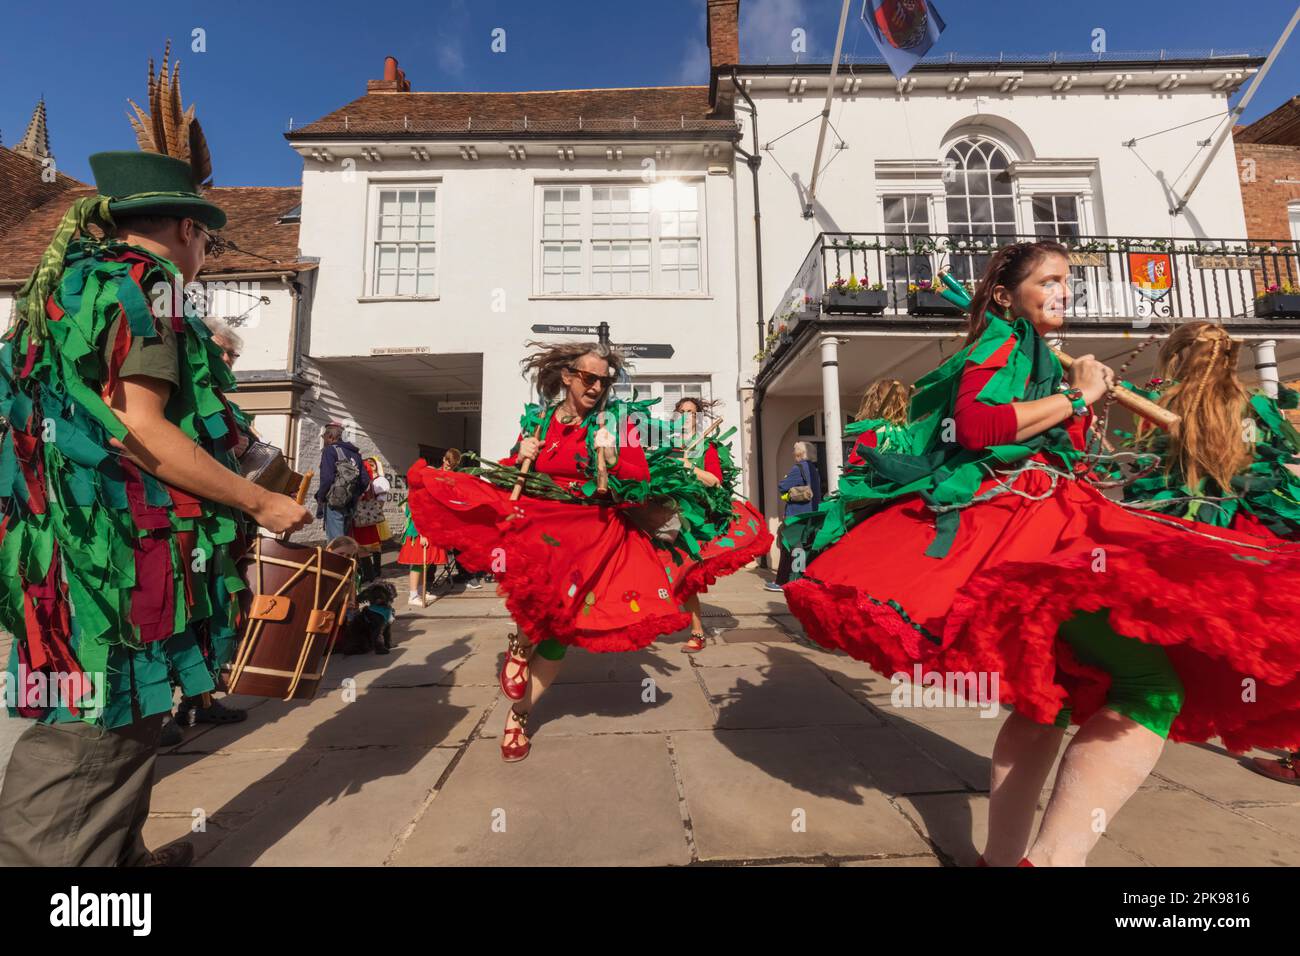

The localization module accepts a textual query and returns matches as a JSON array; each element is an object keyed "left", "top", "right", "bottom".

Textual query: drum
[{"left": 223, "top": 537, "right": 356, "bottom": 701}]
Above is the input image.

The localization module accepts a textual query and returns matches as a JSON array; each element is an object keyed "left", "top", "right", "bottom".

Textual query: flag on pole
[{"left": 861, "top": 0, "right": 947, "bottom": 79}]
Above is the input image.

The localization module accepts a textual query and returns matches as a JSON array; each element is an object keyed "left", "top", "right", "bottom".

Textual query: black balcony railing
[{"left": 761, "top": 232, "right": 1300, "bottom": 363}]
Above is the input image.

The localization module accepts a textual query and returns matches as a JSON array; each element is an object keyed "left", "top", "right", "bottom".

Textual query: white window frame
[
  {"left": 533, "top": 180, "right": 709, "bottom": 297},
  {"left": 611, "top": 376, "right": 712, "bottom": 409},
  {"left": 360, "top": 180, "right": 441, "bottom": 301}
]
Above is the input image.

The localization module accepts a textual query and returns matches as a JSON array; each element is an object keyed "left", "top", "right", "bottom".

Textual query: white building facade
[
  {"left": 286, "top": 73, "right": 745, "bottom": 527},
  {"left": 711, "top": 50, "right": 1300, "bottom": 547}
]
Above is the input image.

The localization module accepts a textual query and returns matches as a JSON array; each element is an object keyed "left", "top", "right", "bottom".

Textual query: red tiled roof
[
  {"left": 1237, "top": 96, "right": 1300, "bottom": 147},
  {"left": 0, "top": 145, "right": 85, "bottom": 238},
  {"left": 288, "top": 86, "right": 737, "bottom": 138},
  {"left": 0, "top": 185, "right": 304, "bottom": 283}
]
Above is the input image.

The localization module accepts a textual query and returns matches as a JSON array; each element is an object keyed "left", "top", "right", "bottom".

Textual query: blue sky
[{"left": 2, "top": 0, "right": 1296, "bottom": 187}]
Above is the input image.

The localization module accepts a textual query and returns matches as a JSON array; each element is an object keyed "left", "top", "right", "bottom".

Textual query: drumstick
[
  {"left": 936, "top": 273, "right": 1179, "bottom": 430},
  {"left": 596, "top": 411, "right": 610, "bottom": 495},
  {"left": 509, "top": 420, "right": 546, "bottom": 502},
  {"left": 279, "top": 470, "right": 315, "bottom": 544}
]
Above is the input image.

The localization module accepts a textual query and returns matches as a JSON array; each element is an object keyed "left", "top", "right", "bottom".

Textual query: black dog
[{"left": 337, "top": 582, "right": 397, "bottom": 655}]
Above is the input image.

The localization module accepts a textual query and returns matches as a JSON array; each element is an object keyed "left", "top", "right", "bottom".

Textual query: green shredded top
[
  {"left": 784, "top": 315, "right": 1089, "bottom": 565},
  {"left": 1116, "top": 382, "right": 1300, "bottom": 535},
  {"left": 0, "top": 238, "right": 250, "bottom": 727}
]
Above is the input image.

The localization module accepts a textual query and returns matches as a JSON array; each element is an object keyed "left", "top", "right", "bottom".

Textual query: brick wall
[{"left": 1235, "top": 141, "right": 1300, "bottom": 243}]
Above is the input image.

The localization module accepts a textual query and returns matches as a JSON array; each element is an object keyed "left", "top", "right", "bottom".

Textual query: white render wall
[
  {"left": 297, "top": 152, "right": 743, "bottom": 464},
  {"left": 733, "top": 79, "right": 1256, "bottom": 378}
]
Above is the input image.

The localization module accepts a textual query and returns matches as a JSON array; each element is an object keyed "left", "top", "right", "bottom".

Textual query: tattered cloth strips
[{"left": 0, "top": 241, "right": 249, "bottom": 728}]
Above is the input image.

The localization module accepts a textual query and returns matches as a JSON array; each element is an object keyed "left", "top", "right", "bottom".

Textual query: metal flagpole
[
  {"left": 1171, "top": 3, "right": 1300, "bottom": 214},
  {"left": 803, "top": 0, "right": 853, "bottom": 219}
]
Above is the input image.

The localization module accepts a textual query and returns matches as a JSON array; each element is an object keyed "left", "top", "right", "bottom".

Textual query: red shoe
[
  {"left": 499, "top": 633, "right": 530, "bottom": 701},
  {"left": 501, "top": 708, "right": 530, "bottom": 763},
  {"left": 682, "top": 632, "right": 707, "bottom": 654},
  {"left": 1246, "top": 753, "right": 1300, "bottom": 785},
  {"left": 976, "top": 855, "right": 1034, "bottom": 866}
]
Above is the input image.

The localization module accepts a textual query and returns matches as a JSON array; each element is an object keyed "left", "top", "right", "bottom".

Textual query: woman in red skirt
[
  {"left": 408, "top": 341, "right": 697, "bottom": 762},
  {"left": 783, "top": 240, "right": 1300, "bottom": 866},
  {"left": 1121, "top": 322, "right": 1300, "bottom": 787},
  {"left": 662, "top": 397, "right": 772, "bottom": 652},
  {"left": 397, "top": 450, "right": 459, "bottom": 606}
]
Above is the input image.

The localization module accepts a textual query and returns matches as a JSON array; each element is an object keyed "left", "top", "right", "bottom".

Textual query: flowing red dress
[
  {"left": 783, "top": 337, "right": 1300, "bottom": 753},
  {"left": 407, "top": 410, "right": 693, "bottom": 652}
]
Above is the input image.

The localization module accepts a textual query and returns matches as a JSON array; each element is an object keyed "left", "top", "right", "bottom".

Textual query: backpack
[{"left": 325, "top": 445, "right": 363, "bottom": 510}]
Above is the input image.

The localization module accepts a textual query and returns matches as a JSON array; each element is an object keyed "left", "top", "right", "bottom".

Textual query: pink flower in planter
[{"left": 917, "top": 279, "right": 933, "bottom": 291}]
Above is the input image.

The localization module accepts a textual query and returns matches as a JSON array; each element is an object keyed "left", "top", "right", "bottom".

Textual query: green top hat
[{"left": 88, "top": 151, "right": 226, "bottom": 229}]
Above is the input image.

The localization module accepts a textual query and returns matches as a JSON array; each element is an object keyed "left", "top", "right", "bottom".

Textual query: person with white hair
[{"left": 766, "top": 441, "right": 822, "bottom": 591}]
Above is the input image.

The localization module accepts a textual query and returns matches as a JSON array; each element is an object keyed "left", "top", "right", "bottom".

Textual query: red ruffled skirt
[
  {"left": 407, "top": 465, "right": 693, "bottom": 651},
  {"left": 783, "top": 459, "right": 1300, "bottom": 752},
  {"left": 681, "top": 499, "right": 773, "bottom": 594},
  {"left": 397, "top": 536, "right": 446, "bottom": 566}
]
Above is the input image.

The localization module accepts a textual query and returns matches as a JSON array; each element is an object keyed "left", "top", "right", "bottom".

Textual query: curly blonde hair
[
  {"left": 519, "top": 340, "right": 630, "bottom": 403},
  {"left": 854, "top": 379, "right": 910, "bottom": 424},
  {"left": 1138, "top": 321, "right": 1252, "bottom": 492}
]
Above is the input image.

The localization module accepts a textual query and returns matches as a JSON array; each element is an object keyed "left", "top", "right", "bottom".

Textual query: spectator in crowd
[
  {"left": 316, "top": 422, "right": 368, "bottom": 540},
  {"left": 766, "top": 442, "right": 822, "bottom": 591}
]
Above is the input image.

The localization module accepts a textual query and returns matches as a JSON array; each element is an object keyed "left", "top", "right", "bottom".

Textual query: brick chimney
[
  {"left": 707, "top": 0, "right": 740, "bottom": 69},
  {"left": 367, "top": 56, "right": 411, "bottom": 93}
]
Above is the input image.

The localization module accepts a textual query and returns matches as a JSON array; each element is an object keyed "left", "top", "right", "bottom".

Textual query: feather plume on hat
[{"left": 126, "top": 40, "right": 213, "bottom": 185}]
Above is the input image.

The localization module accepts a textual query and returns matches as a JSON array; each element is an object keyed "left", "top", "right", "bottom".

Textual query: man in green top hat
[{"left": 0, "top": 86, "right": 312, "bottom": 864}]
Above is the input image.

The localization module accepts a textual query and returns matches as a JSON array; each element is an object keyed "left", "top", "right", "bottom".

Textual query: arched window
[{"left": 944, "top": 139, "right": 1017, "bottom": 282}]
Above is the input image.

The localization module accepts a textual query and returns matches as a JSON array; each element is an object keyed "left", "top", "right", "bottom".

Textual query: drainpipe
[{"left": 732, "top": 66, "right": 770, "bottom": 526}]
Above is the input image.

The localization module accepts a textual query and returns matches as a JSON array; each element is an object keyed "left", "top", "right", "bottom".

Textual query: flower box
[
  {"left": 823, "top": 288, "right": 888, "bottom": 314},
  {"left": 1256, "top": 294, "right": 1300, "bottom": 319},
  {"left": 907, "top": 289, "right": 963, "bottom": 317}
]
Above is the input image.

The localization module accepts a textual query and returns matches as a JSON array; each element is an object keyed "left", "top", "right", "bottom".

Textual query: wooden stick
[
  {"left": 596, "top": 411, "right": 610, "bottom": 495},
  {"left": 509, "top": 419, "right": 546, "bottom": 502},
  {"left": 1050, "top": 348, "right": 1179, "bottom": 430},
  {"left": 682, "top": 417, "right": 724, "bottom": 460},
  {"left": 420, "top": 541, "right": 427, "bottom": 598},
  {"left": 936, "top": 272, "right": 1179, "bottom": 430}
]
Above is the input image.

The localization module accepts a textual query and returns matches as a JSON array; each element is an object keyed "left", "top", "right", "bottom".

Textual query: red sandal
[
  {"left": 682, "top": 632, "right": 707, "bottom": 653},
  {"left": 501, "top": 708, "right": 530, "bottom": 763},
  {"left": 499, "top": 633, "right": 530, "bottom": 701}
]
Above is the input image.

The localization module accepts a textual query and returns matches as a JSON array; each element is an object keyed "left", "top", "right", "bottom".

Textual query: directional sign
[
  {"left": 530, "top": 324, "right": 598, "bottom": 335},
  {"left": 620, "top": 343, "right": 675, "bottom": 359}
]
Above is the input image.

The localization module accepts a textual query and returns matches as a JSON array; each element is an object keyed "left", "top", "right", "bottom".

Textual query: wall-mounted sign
[
  {"left": 620, "top": 343, "right": 675, "bottom": 359},
  {"left": 371, "top": 346, "right": 432, "bottom": 356},
  {"left": 1192, "top": 254, "right": 1252, "bottom": 270},
  {"left": 531, "top": 324, "right": 597, "bottom": 335},
  {"left": 438, "top": 399, "right": 482, "bottom": 413}
]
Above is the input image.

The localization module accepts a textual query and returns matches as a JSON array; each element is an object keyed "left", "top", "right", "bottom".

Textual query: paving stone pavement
[{"left": 3, "top": 567, "right": 1299, "bottom": 866}]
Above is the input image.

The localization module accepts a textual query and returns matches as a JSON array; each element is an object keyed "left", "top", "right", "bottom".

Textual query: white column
[
  {"left": 820, "top": 334, "right": 844, "bottom": 493},
  {"left": 1254, "top": 340, "right": 1279, "bottom": 399}
]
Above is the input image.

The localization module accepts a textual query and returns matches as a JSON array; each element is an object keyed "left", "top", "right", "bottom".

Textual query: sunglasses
[
  {"left": 194, "top": 225, "right": 229, "bottom": 259},
  {"left": 565, "top": 366, "right": 616, "bottom": 390}
]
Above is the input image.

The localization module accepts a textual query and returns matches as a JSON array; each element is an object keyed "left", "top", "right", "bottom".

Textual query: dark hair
[
  {"left": 673, "top": 396, "right": 721, "bottom": 416},
  {"left": 965, "top": 240, "right": 1070, "bottom": 343}
]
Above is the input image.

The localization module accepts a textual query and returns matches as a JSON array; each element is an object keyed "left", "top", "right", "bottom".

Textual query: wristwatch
[{"left": 1061, "top": 386, "right": 1088, "bottom": 417}]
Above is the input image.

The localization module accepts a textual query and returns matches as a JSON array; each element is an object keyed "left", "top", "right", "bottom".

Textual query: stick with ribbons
[{"left": 936, "top": 272, "right": 1179, "bottom": 430}]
